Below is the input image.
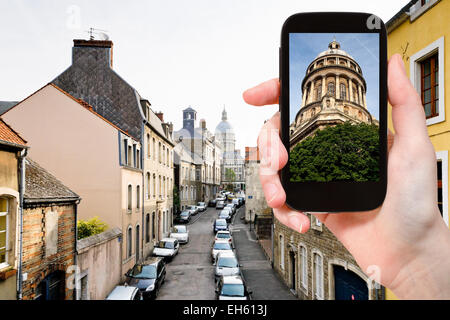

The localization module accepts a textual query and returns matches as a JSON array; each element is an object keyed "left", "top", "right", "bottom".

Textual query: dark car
[
  {"left": 125, "top": 257, "right": 166, "bottom": 300},
  {"left": 176, "top": 210, "right": 191, "bottom": 223},
  {"left": 215, "top": 275, "right": 252, "bottom": 300},
  {"left": 208, "top": 199, "right": 217, "bottom": 207}
]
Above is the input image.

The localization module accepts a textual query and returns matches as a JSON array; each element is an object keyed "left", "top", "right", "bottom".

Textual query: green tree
[
  {"left": 225, "top": 168, "right": 236, "bottom": 182},
  {"left": 290, "top": 122, "right": 380, "bottom": 182},
  {"left": 77, "top": 216, "right": 108, "bottom": 240},
  {"left": 173, "top": 185, "right": 180, "bottom": 213}
]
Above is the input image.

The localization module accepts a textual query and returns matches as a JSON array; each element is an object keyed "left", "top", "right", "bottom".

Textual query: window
[
  {"left": 353, "top": 84, "right": 358, "bottom": 103},
  {"left": 163, "top": 145, "right": 166, "bottom": 165},
  {"left": 313, "top": 252, "right": 324, "bottom": 299},
  {"left": 147, "top": 134, "right": 151, "bottom": 158},
  {"left": 152, "top": 212, "right": 156, "bottom": 240},
  {"left": 327, "top": 82, "right": 335, "bottom": 96},
  {"left": 159, "top": 175, "right": 162, "bottom": 198},
  {"left": 153, "top": 138, "right": 156, "bottom": 159},
  {"left": 279, "top": 234, "right": 284, "bottom": 270},
  {"left": 421, "top": 54, "right": 439, "bottom": 118},
  {"left": 127, "top": 226, "right": 132, "bottom": 258},
  {"left": 127, "top": 145, "right": 132, "bottom": 166},
  {"left": 136, "top": 149, "right": 140, "bottom": 169},
  {"left": 136, "top": 186, "right": 140, "bottom": 209},
  {"left": 146, "top": 173, "right": 150, "bottom": 200},
  {"left": 159, "top": 142, "right": 162, "bottom": 163},
  {"left": 315, "top": 85, "right": 322, "bottom": 101},
  {"left": 340, "top": 83, "right": 346, "bottom": 100},
  {"left": 133, "top": 144, "right": 137, "bottom": 167},
  {"left": 153, "top": 174, "right": 156, "bottom": 198},
  {"left": 0, "top": 198, "right": 8, "bottom": 267},
  {"left": 300, "top": 245, "right": 308, "bottom": 291},
  {"left": 145, "top": 214, "right": 150, "bottom": 243},
  {"left": 166, "top": 149, "right": 169, "bottom": 166},
  {"left": 127, "top": 185, "right": 132, "bottom": 211}
]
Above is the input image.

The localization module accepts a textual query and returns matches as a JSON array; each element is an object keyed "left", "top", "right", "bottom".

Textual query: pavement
[{"left": 231, "top": 206, "right": 297, "bottom": 300}]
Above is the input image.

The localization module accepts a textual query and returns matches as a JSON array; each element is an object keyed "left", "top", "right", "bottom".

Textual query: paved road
[{"left": 157, "top": 206, "right": 218, "bottom": 300}]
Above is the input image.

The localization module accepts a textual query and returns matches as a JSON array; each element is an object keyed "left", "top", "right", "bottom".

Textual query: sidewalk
[{"left": 231, "top": 206, "right": 296, "bottom": 300}]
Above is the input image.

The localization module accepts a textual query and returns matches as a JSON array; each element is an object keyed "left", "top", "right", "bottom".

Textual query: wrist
[{"left": 389, "top": 215, "right": 450, "bottom": 299}]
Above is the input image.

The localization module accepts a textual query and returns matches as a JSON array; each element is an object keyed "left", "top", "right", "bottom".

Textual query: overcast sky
[{"left": 0, "top": 0, "right": 408, "bottom": 153}]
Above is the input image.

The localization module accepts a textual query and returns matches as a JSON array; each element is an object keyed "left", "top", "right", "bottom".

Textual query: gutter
[
  {"left": 73, "top": 198, "right": 80, "bottom": 300},
  {"left": 16, "top": 147, "right": 27, "bottom": 300}
]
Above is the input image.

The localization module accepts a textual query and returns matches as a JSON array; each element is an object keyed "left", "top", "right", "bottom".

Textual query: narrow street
[{"left": 157, "top": 204, "right": 296, "bottom": 300}]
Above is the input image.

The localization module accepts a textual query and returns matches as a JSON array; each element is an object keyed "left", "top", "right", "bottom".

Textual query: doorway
[
  {"left": 34, "top": 271, "right": 65, "bottom": 300},
  {"left": 333, "top": 265, "right": 368, "bottom": 300},
  {"left": 135, "top": 225, "right": 140, "bottom": 262},
  {"left": 289, "top": 251, "right": 296, "bottom": 291}
]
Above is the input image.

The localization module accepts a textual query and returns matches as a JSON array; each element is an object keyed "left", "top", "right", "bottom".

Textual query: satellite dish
[{"left": 98, "top": 32, "right": 110, "bottom": 40}]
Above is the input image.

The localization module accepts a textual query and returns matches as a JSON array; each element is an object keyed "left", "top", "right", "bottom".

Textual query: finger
[
  {"left": 257, "top": 112, "right": 288, "bottom": 208},
  {"left": 388, "top": 54, "right": 428, "bottom": 141},
  {"left": 388, "top": 129, "right": 394, "bottom": 153},
  {"left": 243, "top": 78, "right": 280, "bottom": 106},
  {"left": 274, "top": 205, "right": 310, "bottom": 234}
]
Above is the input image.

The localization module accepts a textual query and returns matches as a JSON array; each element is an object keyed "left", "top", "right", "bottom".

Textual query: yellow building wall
[{"left": 387, "top": 0, "right": 449, "bottom": 300}]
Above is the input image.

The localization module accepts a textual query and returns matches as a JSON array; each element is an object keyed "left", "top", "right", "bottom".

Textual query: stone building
[
  {"left": 215, "top": 108, "right": 245, "bottom": 191},
  {"left": 290, "top": 39, "right": 377, "bottom": 149},
  {"left": 0, "top": 118, "right": 27, "bottom": 300},
  {"left": 275, "top": 40, "right": 383, "bottom": 300},
  {"left": 21, "top": 158, "right": 80, "bottom": 300},
  {"left": 174, "top": 107, "right": 221, "bottom": 202}
]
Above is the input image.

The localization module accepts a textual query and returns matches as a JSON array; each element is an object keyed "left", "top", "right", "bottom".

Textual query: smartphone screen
[{"left": 288, "top": 33, "right": 380, "bottom": 183}]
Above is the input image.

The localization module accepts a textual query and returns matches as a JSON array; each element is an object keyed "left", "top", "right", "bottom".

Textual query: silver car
[
  {"left": 170, "top": 225, "right": 189, "bottom": 244},
  {"left": 211, "top": 239, "right": 233, "bottom": 263},
  {"left": 215, "top": 251, "right": 241, "bottom": 282},
  {"left": 106, "top": 285, "right": 142, "bottom": 300}
]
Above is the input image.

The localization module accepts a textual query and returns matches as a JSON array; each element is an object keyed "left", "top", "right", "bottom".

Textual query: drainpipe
[
  {"left": 73, "top": 198, "right": 80, "bottom": 300},
  {"left": 16, "top": 147, "right": 28, "bottom": 300}
]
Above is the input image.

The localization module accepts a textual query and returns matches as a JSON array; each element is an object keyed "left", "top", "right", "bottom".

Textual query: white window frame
[
  {"left": 298, "top": 243, "right": 308, "bottom": 295},
  {"left": 409, "top": 36, "right": 445, "bottom": 126},
  {"left": 436, "top": 150, "right": 449, "bottom": 226},
  {"left": 0, "top": 198, "right": 9, "bottom": 269},
  {"left": 279, "top": 234, "right": 285, "bottom": 270},
  {"left": 312, "top": 250, "right": 324, "bottom": 300}
]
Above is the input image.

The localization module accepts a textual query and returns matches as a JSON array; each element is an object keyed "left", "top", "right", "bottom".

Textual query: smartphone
[{"left": 279, "top": 12, "right": 387, "bottom": 212}]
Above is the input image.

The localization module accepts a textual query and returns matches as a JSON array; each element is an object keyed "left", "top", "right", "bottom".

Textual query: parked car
[
  {"left": 208, "top": 199, "right": 217, "bottom": 207},
  {"left": 213, "top": 218, "right": 228, "bottom": 233},
  {"left": 215, "top": 275, "right": 252, "bottom": 300},
  {"left": 186, "top": 205, "right": 199, "bottom": 215},
  {"left": 216, "top": 200, "right": 225, "bottom": 210},
  {"left": 197, "top": 202, "right": 207, "bottom": 212},
  {"left": 211, "top": 239, "right": 233, "bottom": 263},
  {"left": 215, "top": 230, "right": 233, "bottom": 245},
  {"left": 215, "top": 251, "right": 241, "bottom": 282},
  {"left": 123, "top": 257, "right": 166, "bottom": 300},
  {"left": 176, "top": 210, "right": 191, "bottom": 223},
  {"left": 225, "top": 203, "right": 236, "bottom": 215},
  {"left": 153, "top": 238, "right": 179, "bottom": 261},
  {"left": 227, "top": 194, "right": 235, "bottom": 201},
  {"left": 222, "top": 207, "right": 233, "bottom": 218},
  {"left": 218, "top": 210, "right": 232, "bottom": 223},
  {"left": 170, "top": 225, "right": 189, "bottom": 244},
  {"left": 232, "top": 198, "right": 240, "bottom": 208},
  {"left": 106, "top": 285, "right": 142, "bottom": 300}
]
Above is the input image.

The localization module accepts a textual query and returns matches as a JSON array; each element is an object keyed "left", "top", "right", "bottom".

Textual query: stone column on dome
[
  {"left": 321, "top": 76, "right": 326, "bottom": 100},
  {"left": 363, "top": 90, "right": 367, "bottom": 108},
  {"left": 349, "top": 79, "right": 353, "bottom": 103},
  {"left": 301, "top": 84, "right": 307, "bottom": 107},
  {"left": 358, "top": 84, "right": 363, "bottom": 106},
  {"left": 335, "top": 75, "right": 340, "bottom": 99},
  {"left": 307, "top": 81, "right": 314, "bottom": 104}
]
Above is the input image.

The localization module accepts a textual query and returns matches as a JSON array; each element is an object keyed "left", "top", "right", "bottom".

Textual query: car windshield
[
  {"left": 174, "top": 226, "right": 186, "bottom": 233},
  {"left": 157, "top": 241, "right": 174, "bottom": 249},
  {"left": 129, "top": 264, "right": 157, "bottom": 279},
  {"left": 181, "top": 211, "right": 189, "bottom": 217},
  {"left": 218, "top": 257, "right": 238, "bottom": 268},
  {"left": 214, "top": 242, "right": 231, "bottom": 250},
  {"left": 216, "top": 233, "right": 230, "bottom": 239},
  {"left": 198, "top": 202, "right": 205, "bottom": 206},
  {"left": 187, "top": 206, "right": 195, "bottom": 210},
  {"left": 221, "top": 283, "right": 244, "bottom": 297},
  {"left": 216, "top": 220, "right": 226, "bottom": 226}
]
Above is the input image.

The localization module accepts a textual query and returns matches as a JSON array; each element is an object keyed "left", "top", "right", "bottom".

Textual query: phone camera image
[{"left": 289, "top": 34, "right": 380, "bottom": 183}]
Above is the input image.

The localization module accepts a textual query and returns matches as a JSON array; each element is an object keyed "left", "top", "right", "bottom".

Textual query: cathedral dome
[{"left": 215, "top": 107, "right": 234, "bottom": 135}]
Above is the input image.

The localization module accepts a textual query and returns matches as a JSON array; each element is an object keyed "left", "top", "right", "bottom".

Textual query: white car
[
  {"left": 153, "top": 238, "right": 179, "bottom": 260},
  {"left": 215, "top": 231, "right": 232, "bottom": 245},
  {"left": 169, "top": 225, "right": 189, "bottom": 244},
  {"left": 216, "top": 275, "right": 251, "bottom": 300},
  {"left": 215, "top": 251, "right": 240, "bottom": 281},
  {"left": 197, "top": 202, "right": 207, "bottom": 211},
  {"left": 211, "top": 239, "right": 233, "bottom": 264},
  {"left": 186, "top": 205, "right": 199, "bottom": 215},
  {"left": 106, "top": 285, "right": 142, "bottom": 300}
]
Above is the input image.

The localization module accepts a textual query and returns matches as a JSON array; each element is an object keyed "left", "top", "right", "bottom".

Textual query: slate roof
[
  {"left": 24, "top": 158, "right": 80, "bottom": 204},
  {"left": 0, "top": 118, "right": 27, "bottom": 148},
  {"left": 0, "top": 101, "right": 18, "bottom": 115}
]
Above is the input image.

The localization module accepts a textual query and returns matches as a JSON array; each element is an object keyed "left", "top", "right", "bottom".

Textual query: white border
[
  {"left": 436, "top": 150, "right": 449, "bottom": 226},
  {"left": 409, "top": 36, "right": 445, "bottom": 126}
]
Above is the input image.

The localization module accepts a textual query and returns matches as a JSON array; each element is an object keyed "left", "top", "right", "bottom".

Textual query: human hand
[{"left": 243, "top": 54, "right": 450, "bottom": 299}]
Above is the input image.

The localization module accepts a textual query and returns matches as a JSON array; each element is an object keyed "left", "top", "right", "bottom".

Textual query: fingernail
[
  {"left": 288, "top": 214, "right": 304, "bottom": 233},
  {"left": 265, "top": 183, "right": 278, "bottom": 204}
]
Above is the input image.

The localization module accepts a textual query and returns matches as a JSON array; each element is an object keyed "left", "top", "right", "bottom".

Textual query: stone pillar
[
  {"left": 349, "top": 79, "right": 353, "bottom": 103},
  {"left": 321, "top": 76, "right": 326, "bottom": 99},
  {"left": 363, "top": 91, "right": 367, "bottom": 108},
  {"left": 301, "top": 85, "right": 307, "bottom": 107},
  {"left": 358, "top": 84, "right": 363, "bottom": 106},
  {"left": 308, "top": 81, "right": 314, "bottom": 104},
  {"left": 335, "top": 75, "right": 340, "bottom": 99}
]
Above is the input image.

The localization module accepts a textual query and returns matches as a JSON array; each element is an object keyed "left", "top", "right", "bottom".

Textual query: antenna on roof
[{"left": 86, "top": 27, "right": 110, "bottom": 40}]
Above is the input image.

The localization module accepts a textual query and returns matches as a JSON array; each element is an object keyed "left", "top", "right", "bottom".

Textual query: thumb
[{"left": 388, "top": 54, "right": 428, "bottom": 142}]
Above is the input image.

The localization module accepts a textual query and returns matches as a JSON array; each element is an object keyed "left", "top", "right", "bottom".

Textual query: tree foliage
[
  {"left": 77, "top": 216, "right": 108, "bottom": 240},
  {"left": 173, "top": 185, "right": 180, "bottom": 213},
  {"left": 225, "top": 168, "right": 236, "bottom": 182},
  {"left": 290, "top": 122, "right": 380, "bottom": 182}
]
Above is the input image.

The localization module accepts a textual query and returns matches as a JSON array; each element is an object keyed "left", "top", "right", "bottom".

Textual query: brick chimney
[
  {"left": 200, "top": 118, "right": 206, "bottom": 129},
  {"left": 155, "top": 111, "right": 164, "bottom": 122},
  {"left": 73, "top": 39, "right": 114, "bottom": 68}
]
